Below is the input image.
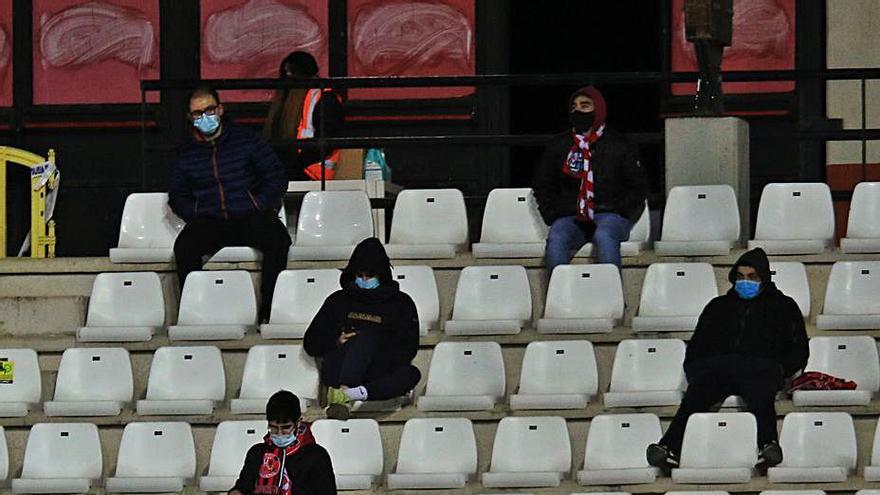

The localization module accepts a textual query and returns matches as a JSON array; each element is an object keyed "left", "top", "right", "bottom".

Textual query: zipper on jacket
[
  {"left": 734, "top": 304, "right": 751, "bottom": 350},
  {"left": 247, "top": 190, "right": 260, "bottom": 210},
  {"left": 211, "top": 142, "right": 228, "bottom": 219}
]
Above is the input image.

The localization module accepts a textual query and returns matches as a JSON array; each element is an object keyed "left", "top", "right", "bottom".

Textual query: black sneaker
[
  {"left": 325, "top": 402, "right": 351, "bottom": 421},
  {"left": 646, "top": 443, "right": 679, "bottom": 472},
  {"left": 756, "top": 440, "right": 783, "bottom": 469}
]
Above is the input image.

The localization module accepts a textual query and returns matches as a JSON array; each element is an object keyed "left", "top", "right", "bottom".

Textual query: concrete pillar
[{"left": 665, "top": 117, "right": 750, "bottom": 243}]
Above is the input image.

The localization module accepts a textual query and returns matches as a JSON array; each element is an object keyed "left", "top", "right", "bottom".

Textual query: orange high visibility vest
[{"left": 298, "top": 88, "right": 341, "bottom": 180}]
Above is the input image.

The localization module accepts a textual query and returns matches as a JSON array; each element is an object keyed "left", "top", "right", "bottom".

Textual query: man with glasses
[
  {"left": 229, "top": 390, "right": 336, "bottom": 495},
  {"left": 169, "top": 85, "right": 291, "bottom": 323}
]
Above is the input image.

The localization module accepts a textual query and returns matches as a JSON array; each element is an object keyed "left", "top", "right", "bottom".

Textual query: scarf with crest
[
  {"left": 562, "top": 124, "right": 605, "bottom": 222},
  {"left": 255, "top": 421, "right": 316, "bottom": 495}
]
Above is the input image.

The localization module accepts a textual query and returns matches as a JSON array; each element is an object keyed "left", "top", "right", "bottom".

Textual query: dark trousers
[
  {"left": 660, "top": 354, "right": 783, "bottom": 454},
  {"left": 173, "top": 211, "right": 292, "bottom": 320},
  {"left": 320, "top": 331, "right": 421, "bottom": 401}
]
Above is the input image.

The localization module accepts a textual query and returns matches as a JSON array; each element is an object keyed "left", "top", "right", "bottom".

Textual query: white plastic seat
[
  {"left": 137, "top": 346, "right": 226, "bottom": 415},
  {"left": 792, "top": 336, "right": 879, "bottom": 406},
  {"left": 105, "top": 422, "right": 196, "bottom": 493},
  {"left": 575, "top": 203, "right": 650, "bottom": 257},
  {"left": 444, "top": 265, "right": 531, "bottom": 335},
  {"left": 312, "top": 419, "right": 383, "bottom": 490},
  {"left": 481, "top": 416, "right": 571, "bottom": 488},
  {"left": 385, "top": 189, "right": 468, "bottom": 259},
  {"left": 76, "top": 272, "right": 164, "bottom": 342},
  {"left": 576, "top": 413, "right": 662, "bottom": 485},
  {"left": 761, "top": 491, "right": 827, "bottom": 495},
  {"left": 672, "top": 412, "right": 757, "bottom": 484},
  {"left": 43, "top": 347, "right": 133, "bottom": 417},
  {"left": 418, "top": 341, "right": 505, "bottom": 411},
  {"left": 230, "top": 345, "right": 318, "bottom": 414},
  {"left": 841, "top": 182, "right": 880, "bottom": 253},
  {"left": 748, "top": 183, "right": 835, "bottom": 254},
  {"left": 767, "top": 412, "right": 857, "bottom": 483},
  {"left": 862, "top": 420, "right": 880, "bottom": 481},
  {"left": 769, "top": 262, "right": 811, "bottom": 317},
  {"left": 0, "top": 426, "right": 7, "bottom": 481},
  {"left": 510, "top": 341, "right": 597, "bottom": 410},
  {"left": 0, "top": 348, "right": 41, "bottom": 417},
  {"left": 632, "top": 263, "right": 718, "bottom": 332},
  {"left": 655, "top": 185, "right": 740, "bottom": 256},
  {"left": 816, "top": 261, "right": 880, "bottom": 330},
  {"left": 167, "top": 270, "right": 257, "bottom": 340},
  {"left": 209, "top": 205, "right": 288, "bottom": 262},
  {"left": 289, "top": 190, "right": 374, "bottom": 260},
  {"left": 604, "top": 339, "right": 686, "bottom": 407},
  {"left": 259, "top": 269, "right": 341, "bottom": 339},
  {"left": 473, "top": 188, "right": 548, "bottom": 258},
  {"left": 199, "top": 420, "right": 268, "bottom": 492},
  {"left": 11, "top": 423, "right": 102, "bottom": 494},
  {"left": 109, "top": 192, "right": 184, "bottom": 263},
  {"left": 386, "top": 418, "right": 477, "bottom": 489},
  {"left": 537, "top": 264, "right": 623, "bottom": 334},
  {"left": 391, "top": 266, "right": 439, "bottom": 335}
]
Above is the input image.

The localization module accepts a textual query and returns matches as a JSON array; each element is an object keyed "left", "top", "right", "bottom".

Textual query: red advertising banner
[
  {"left": 671, "top": 0, "right": 795, "bottom": 95},
  {"left": 32, "top": 0, "right": 160, "bottom": 105},
  {"left": 347, "top": 0, "right": 475, "bottom": 100},
  {"left": 200, "top": 0, "right": 329, "bottom": 103},
  {"left": 0, "top": 2, "right": 12, "bottom": 107}
]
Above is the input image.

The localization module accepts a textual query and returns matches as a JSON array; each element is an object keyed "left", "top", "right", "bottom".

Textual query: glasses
[
  {"left": 190, "top": 105, "right": 219, "bottom": 119},
  {"left": 268, "top": 423, "right": 297, "bottom": 434}
]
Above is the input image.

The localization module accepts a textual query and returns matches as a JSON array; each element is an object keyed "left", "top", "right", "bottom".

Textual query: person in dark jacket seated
[
  {"left": 229, "top": 390, "right": 336, "bottom": 495},
  {"left": 304, "top": 238, "right": 421, "bottom": 420},
  {"left": 647, "top": 247, "right": 809, "bottom": 472},
  {"left": 169, "top": 85, "right": 291, "bottom": 323},
  {"left": 532, "top": 85, "right": 648, "bottom": 272}
]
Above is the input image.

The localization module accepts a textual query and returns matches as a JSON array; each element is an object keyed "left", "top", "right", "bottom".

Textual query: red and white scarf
[{"left": 562, "top": 124, "right": 605, "bottom": 222}]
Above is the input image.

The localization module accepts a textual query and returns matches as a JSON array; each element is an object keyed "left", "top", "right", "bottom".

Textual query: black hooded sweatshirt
[
  {"left": 684, "top": 248, "right": 809, "bottom": 378},
  {"left": 303, "top": 238, "right": 420, "bottom": 367}
]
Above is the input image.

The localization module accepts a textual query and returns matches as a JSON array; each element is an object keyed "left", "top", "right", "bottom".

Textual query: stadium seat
[
  {"left": 672, "top": 412, "right": 757, "bottom": 483},
  {"left": 472, "top": 188, "right": 548, "bottom": 258},
  {"left": 761, "top": 492, "right": 827, "bottom": 495},
  {"left": 209, "top": 205, "right": 288, "bottom": 262},
  {"left": 289, "top": 190, "right": 374, "bottom": 260},
  {"left": 76, "top": 271, "right": 164, "bottom": 342},
  {"left": 575, "top": 202, "right": 650, "bottom": 257},
  {"left": 167, "top": 270, "right": 257, "bottom": 340},
  {"left": 385, "top": 189, "right": 468, "bottom": 259},
  {"left": 769, "top": 262, "right": 811, "bottom": 317},
  {"left": 510, "top": 340, "right": 597, "bottom": 410},
  {"left": 0, "top": 426, "right": 6, "bottom": 481},
  {"left": 767, "top": 412, "right": 857, "bottom": 483},
  {"left": 109, "top": 192, "right": 183, "bottom": 263},
  {"left": 576, "top": 413, "right": 662, "bottom": 485},
  {"left": 792, "top": 336, "right": 879, "bottom": 406},
  {"left": 444, "top": 265, "right": 531, "bottom": 335},
  {"left": 137, "top": 346, "right": 226, "bottom": 415},
  {"left": 481, "top": 416, "right": 571, "bottom": 488},
  {"left": 604, "top": 339, "right": 686, "bottom": 408},
  {"left": 632, "top": 263, "right": 718, "bottom": 332},
  {"left": 312, "top": 419, "right": 383, "bottom": 490},
  {"left": 418, "top": 341, "right": 505, "bottom": 411},
  {"left": 841, "top": 182, "right": 880, "bottom": 253},
  {"left": 11, "top": 423, "right": 102, "bottom": 494},
  {"left": 104, "top": 422, "right": 196, "bottom": 493},
  {"left": 386, "top": 418, "right": 477, "bottom": 489},
  {"left": 863, "top": 420, "right": 880, "bottom": 481},
  {"left": 654, "top": 185, "right": 740, "bottom": 256},
  {"left": 391, "top": 265, "right": 439, "bottom": 335},
  {"left": 536, "top": 264, "right": 623, "bottom": 334},
  {"left": 230, "top": 345, "right": 318, "bottom": 414},
  {"left": 199, "top": 420, "right": 268, "bottom": 492},
  {"left": 816, "top": 261, "right": 880, "bottom": 330},
  {"left": 43, "top": 347, "right": 133, "bottom": 417},
  {"left": 0, "top": 348, "right": 41, "bottom": 417},
  {"left": 259, "top": 269, "right": 341, "bottom": 339},
  {"left": 748, "top": 183, "right": 835, "bottom": 254}
]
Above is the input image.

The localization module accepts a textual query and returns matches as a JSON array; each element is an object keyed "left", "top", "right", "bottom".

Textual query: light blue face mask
[
  {"left": 194, "top": 113, "right": 220, "bottom": 135},
  {"left": 270, "top": 432, "right": 296, "bottom": 448},
  {"left": 355, "top": 277, "right": 380, "bottom": 290},
  {"left": 735, "top": 279, "right": 761, "bottom": 300}
]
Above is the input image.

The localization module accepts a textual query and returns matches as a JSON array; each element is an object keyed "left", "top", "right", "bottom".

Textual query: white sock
[{"left": 344, "top": 386, "right": 368, "bottom": 401}]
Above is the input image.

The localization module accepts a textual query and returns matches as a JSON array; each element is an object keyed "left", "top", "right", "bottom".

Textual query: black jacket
[
  {"left": 231, "top": 439, "right": 336, "bottom": 495},
  {"left": 532, "top": 129, "right": 648, "bottom": 225},
  {"left": 684, "top": 248, "right": 809, "bottom": 378}
]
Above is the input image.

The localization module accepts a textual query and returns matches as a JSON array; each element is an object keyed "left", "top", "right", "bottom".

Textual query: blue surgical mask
[
  {"left": 735, "top": 280, "right": 761, "bottom": 300},
  {"left": 355, "top": 277, "right": 380, "bottom": 290},
  {"left": 194, "top": 113, "right": 220, "bottom": 135},
  {"left": 270, "top": 432, "right": 296, "bottom": 448}
]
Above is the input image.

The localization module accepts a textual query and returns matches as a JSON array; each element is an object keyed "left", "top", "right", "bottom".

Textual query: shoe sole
[
  {"left": 646, "top": 445, "right": 675, "bottom": 470},
  {"left": 326, "top": 403, "right": 351, "bottom": 421}
]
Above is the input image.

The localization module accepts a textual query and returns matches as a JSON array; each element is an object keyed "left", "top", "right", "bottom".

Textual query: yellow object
[
  {"left": 0, "top": 146, "right": 58, "bottom": 258},
  {"left": 0, "top": 360, "right": 14, "bottom": 384}
]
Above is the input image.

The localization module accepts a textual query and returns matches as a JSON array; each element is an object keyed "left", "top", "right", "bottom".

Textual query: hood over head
[
  {"left": 568, "top": 85, "right": 607, "bottom": 131},
  {"left": 340, "top": 237, "right": 393, "bottom": 288},
  {"left": 728, "top": 247, "right": 773, "bottom": 287}
]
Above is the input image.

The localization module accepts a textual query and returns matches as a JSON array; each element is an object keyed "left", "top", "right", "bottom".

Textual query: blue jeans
[{"left": 544, "top": 213, "right": 633, "bottom": 272}]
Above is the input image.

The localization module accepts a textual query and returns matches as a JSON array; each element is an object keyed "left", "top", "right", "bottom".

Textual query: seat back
[
  {"left": 116, "top": 193, "right": 184, "bottom": 249},
  {"left": 769, "top": 262, "right": 811, "bottom": 317},
  {"left": 206, "top": 420, "right": 268, "bottom": 476},
  {"left": 543, "top": 264, "right": 623, "bottom": 319},
  {"left": 661, "top": 185, "right": 740, "bottom": 242},
  {"left": 754, "top": 183, "right": 834, "bottom": 241},
  {"left": 86, "top": 272, "right": 165, "bottom": 327},
  {"left": 295, "top": 190, "right": 373, "bottom": 247},
  {"left": 177, "top": 270, "right": 257, "bottom": 325},
  {"left": 679, "top": 413, "right": 758, "bottom": 468},
  {"left": 869, "top": 419, "right": 880, "bottom": 467},
  {"left": 239, "top": 345, "right": 319, "bottom": 402},
  {"left": 778, "top": 412, "right": 857, "bottom": 469},
  {"left": 479, "top": 188, "right": 548, "bottom": 243},
  {"left": 628, "top": 203, "right": 651, "bottom": 242},
  {"left": 312, "top": 419, "right": 383, "bottom": 476},
  {"left": 583, "top": 413, "right": 661, "bottom": 470},
  {"left": 396, "top": 418, "right": 477, "bottom": 475},
  {"left": 269, "top": 269, "right": 341, "bottom": 324},
  {"left": 424, "top": 342, "right": 505, "bottom": 397},
  {"left": 21, "top": 423, "right": 102, "bottom": 479},
  {"left": 53, "top": 347, "right": 133, "bottom": 402},
  {"left": 391, "top": 266, "right": 440, "bottom": 325},
  {"left": 0, "top": 348, "right": 41, "bottom": 404},
  {"left": 0, "top": 426, "right": 7, "bottom": 480},
  {"left": 637, "top": 263, "right": 718, "bottom": 317},
  {"left": 115, "top": 422, "right": 196, "bottom": 478},
  {"left": 518, "top": 341, "right": 597, "bottom": 396},
  {"left": 490, "top": 416, "right": 571, "bottom": 473},
  {"left": 804, "top": 337, "right": 880, "bottom": 392},
  {"left": 847, "top": 182, "right": 880, "bottom": 238},
  {"left": 609, "top": 339, "right": 686, "bottom": 393},
  {"left": 389, "top": 189, "right": 468, "bottom": 246},
  {"left": 823, "top": 261, "right": 880, "bottom": 315},
  {"left": 451, "top": 266, "right": 531, "bottom": 321},
  {"left": 146, "top": 346, "right": 225, "bottom": 401}
]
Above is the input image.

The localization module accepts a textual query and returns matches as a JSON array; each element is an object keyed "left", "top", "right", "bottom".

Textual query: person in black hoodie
[
  {"left": 647, "top": 248, "right": 809, "bottom": 472},
  {"left": 304, "top": 237, "right": 421, "bottom": 420},
  {"left": 229, "top": 390, "right": 336, "bottom": 495}
]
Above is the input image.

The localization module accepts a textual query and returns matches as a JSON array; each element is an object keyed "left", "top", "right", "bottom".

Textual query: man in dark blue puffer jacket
[{"left": 169, "top": 86, "right": 291, "bottom": 322}]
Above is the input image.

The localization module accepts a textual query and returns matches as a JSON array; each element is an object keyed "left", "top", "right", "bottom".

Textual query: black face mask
[{"left": 570, "top": 110, "right": 596, "bottom": 134}]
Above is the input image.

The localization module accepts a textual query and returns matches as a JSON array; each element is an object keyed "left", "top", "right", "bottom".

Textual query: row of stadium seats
[
  {"left": 1, "top": 412, "right": 879, "bottom": 492},
  {"left": 3, "top": 336, "right": 877, "bottom": 418},
  {"left": 109, "top": 182, "right": 880, "bottom": 263}
]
